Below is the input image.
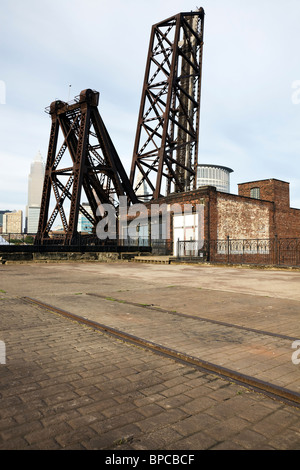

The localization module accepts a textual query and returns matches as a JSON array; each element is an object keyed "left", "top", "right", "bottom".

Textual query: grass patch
[
  {"left": 0, "top": 289, "right": 6, "bottom": 293},
  {"left": 113, "top": 436, "right": 134, "bottom": 447},
  {"left": 105, "top": 297, "right": 127, "bottom": 304}
]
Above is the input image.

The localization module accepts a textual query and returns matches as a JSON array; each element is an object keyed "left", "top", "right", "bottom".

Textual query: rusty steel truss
[
  {"left": 36, "top": 9, "right": 205, "bottom": 246},
  {"left": 130, "top": 9, "right": 205, "bottom": 201},
  {"left": 35, "top": 89, "right": 138, "bottom": 245}
]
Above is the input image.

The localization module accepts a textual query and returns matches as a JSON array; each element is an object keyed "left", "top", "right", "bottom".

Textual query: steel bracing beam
[
  {"left": 130, "top": 9, "right": 205, "bottom": 201},
  {"left": 35, "top": 89, "right": 138, "bottom": 246}
]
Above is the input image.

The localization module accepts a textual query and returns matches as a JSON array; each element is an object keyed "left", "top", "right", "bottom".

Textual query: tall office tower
[
  {"left": 26, "top": 151, "right": 45, "bottom": 233},
  {"left": 135, "top": 171, "right": 150, "bottom": 201}
]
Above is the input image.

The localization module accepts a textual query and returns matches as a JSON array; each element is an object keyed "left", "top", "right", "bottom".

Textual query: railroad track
[
  {"left": 22, "top": 296, "right": 300, "bottom": 409},
  {"left": 87, "top": 292, "right": 300, "bottom": 342}
]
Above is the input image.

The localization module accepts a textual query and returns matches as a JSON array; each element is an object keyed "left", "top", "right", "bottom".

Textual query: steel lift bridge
[{"left": 35, "top": 9, "right": 205, "bottom": 246}]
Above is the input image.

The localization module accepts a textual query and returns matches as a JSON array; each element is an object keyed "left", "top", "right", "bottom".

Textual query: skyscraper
[{"left": 25, "top": 151, "right": 45, "bottom": 233}]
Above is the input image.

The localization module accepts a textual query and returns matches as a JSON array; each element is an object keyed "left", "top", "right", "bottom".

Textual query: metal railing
[
  {"left": 177, "top": 237, "right": 300, "bottom": 267},
  {"left": 176, "top": 240, "right": 206, "bottom": 260},
  {"left": 0, "top": 233, "right": 36, "bottom": 245},
  {"left": 0, "top": 233, "right": 151, "bottom": 254},
  {"left": 1, "top": 234, "right": 300, "bottom": 267}
]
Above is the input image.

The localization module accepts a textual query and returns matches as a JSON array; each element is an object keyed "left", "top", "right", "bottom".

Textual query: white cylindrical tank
[{"left": 197, "top": 164, "right": 233, "bottom": 193}]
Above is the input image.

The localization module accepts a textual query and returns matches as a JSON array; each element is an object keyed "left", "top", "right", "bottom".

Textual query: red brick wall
[
  {"left": 140, "top": 180, "right": 300, "bottom": 248},
  {"left": 212, "top": 192, "right": 274, "bottom": 240},
  {"left": 274, "top": 208, "right": 300, "bottom": 238},
  {"left": 238, "top": 179, "right": 290, "bottom": 210},
  {"left": 238, "top": 179, "right": 300, "bottom": 238},
  {"left": 147, "top": 185, "right": 276, "bottom": 243}
]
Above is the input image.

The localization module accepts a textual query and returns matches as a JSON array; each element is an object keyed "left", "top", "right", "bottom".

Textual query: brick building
[
  {"left": 237, "top": 178, "right": 300, "bottom": 239},
  {"left": 127, "top": 178, "right": 300, "bottom": 262}
]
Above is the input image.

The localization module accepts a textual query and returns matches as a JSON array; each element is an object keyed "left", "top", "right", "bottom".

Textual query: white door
[{"left": 173, "top": 214, "right": 198, "bottom": 256}]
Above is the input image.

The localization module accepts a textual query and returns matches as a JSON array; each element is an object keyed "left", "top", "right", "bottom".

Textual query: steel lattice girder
[
  {"left": 130, "top": 9, "right": 205, "bottom": 201},
  {"left": 35, "top": 89, "right": 138, "bottom": 245}
]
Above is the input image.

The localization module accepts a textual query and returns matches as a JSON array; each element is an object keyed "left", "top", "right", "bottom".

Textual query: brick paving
[
  {"left": 1, "top": 262, "right": 300, "bottom": 450},
  {"left": 21, "top": 292, "right": 300, "bottom": 394}
]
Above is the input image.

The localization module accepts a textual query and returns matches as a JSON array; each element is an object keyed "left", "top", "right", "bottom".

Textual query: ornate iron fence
[
  {"left": 278, "top": 238, "right": 300, "bottom": 266},
  {"left": 177, "top": 238, "right": 300, "bottom": 267},
  {"left": 176, "top": 240, "right": 207, "bottom": 260}
]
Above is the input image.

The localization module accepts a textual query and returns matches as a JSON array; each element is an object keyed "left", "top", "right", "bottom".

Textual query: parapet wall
[{"left": 0, "top": 251, "right": 133, "bottom": 264}]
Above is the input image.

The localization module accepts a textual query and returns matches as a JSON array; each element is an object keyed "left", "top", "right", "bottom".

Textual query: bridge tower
[
  {"left": 130, "top": 9, "right": 205, "bottom": 201},
  {"left": 35, "top": 89, "right": 138, "bottom": 245}
]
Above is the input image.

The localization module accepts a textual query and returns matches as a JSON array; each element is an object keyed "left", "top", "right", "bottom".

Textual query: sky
[{"left": 1, "top": 0, "right": 300, "bottom": 218}]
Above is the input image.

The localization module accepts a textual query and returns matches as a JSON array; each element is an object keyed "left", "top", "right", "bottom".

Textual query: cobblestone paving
[
  {"left": 25, "top": 293, "right": 300, "bottom": 394},
  {"left": 1, "top": 294, "right": 300, "bottom": 450},
  {"left": 1, "top": 262, "right": 300, "bottom": 450}
]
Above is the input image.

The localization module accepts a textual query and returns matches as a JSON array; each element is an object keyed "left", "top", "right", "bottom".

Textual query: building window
[{"left": 250, "top": 187, "right": 260, "bottom": 199}]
